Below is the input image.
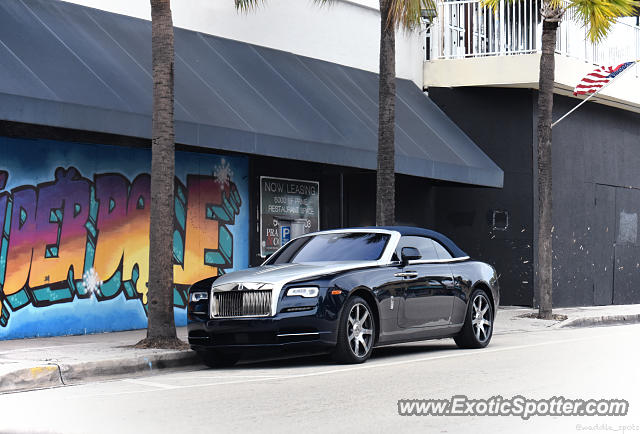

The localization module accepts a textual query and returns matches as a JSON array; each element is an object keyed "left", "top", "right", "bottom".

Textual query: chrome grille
[{"left": 211, "top": 290, "right": 272, "bottom": 318}]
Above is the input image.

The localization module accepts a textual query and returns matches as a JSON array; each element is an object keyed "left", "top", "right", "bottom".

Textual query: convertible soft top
[{"left": 362, "top": 226, "right": 468, "bottom": 259}]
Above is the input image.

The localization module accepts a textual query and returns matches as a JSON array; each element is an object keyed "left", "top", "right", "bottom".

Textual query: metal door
[
  {"left": 613, "top": 187, "right": 640, "bottom": 304},
  {"left": 593, "top": 184, "right": 640, "bottom": 305},
  {"left": 593, "top": 184, "right": 615, "bottom": 305}
]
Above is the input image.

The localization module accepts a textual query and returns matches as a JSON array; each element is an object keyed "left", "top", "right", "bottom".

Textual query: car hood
[{"left": 212, "top": 261, "right": 379, "bottom": 289}]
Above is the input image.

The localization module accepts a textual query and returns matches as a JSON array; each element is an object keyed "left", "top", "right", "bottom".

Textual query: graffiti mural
[{"left": 0, "top": 137, "right": 249, "bottom": 339}]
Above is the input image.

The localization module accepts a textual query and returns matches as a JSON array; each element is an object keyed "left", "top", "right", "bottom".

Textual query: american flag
[{"left": 573, "top": 61, "right": 637, "bottom": 95}]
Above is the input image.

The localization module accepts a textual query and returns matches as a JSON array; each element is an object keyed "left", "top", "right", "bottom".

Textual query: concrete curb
[
  {"left": 0, "top": 364, "right": 62, "bottom": 393},
  {"left": 0, "top": 350, "right": 201, "bottom": 394},
  {"left": 559, "top": 313, "right": 640, "bottom": 328},
  {"left": 60, "top": 350, "right": 201, "bottom": 384}
]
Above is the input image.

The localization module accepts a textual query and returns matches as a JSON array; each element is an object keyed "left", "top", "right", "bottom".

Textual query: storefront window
[{"left": 260, "top": 176, "right": 320, "bottom": 257}]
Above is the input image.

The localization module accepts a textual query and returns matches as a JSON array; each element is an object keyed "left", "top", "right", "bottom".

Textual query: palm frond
[
  {"left": 547, "top": 0, "right": 567, "bottom": 9},
  {"left": 311, "top": 0, "right": 335, "bottom": 7},
  {"left": 234, "top": 0, "right": 262, "bottom": 13},
  {"left": 570, "top": 0, "right": 636, "bottom": 42},
  {"left": 235, "top": 0, "right": 333, "bottom": 12},
  {"left": 387, "top": 0, "right": 437, "bottom": 30},
  {"left": 481, "top": 0, "right": 504, "bottom": 13}
]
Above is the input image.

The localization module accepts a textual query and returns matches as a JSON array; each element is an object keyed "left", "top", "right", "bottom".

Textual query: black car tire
[
  {"left": 454, "top": 288, "right": 494, "bottom": 349},
  {"left": 332, "top": 296, "right": 376, "bottom": 364},
  {"left": 197, "top": 349, "right": 241, "bottom": 368}
]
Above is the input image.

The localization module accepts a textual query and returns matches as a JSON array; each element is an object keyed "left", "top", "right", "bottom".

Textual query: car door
[
  {"left": 396, "top": 236, "right": 455, "bottom": 328},
  {"left": 370, "top": 265, "right": 410, "bottom": 339}
]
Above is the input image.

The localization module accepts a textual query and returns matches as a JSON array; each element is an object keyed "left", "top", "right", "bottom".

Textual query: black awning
[{"left": 0, "top": 0, "right": 503, "bottom": 188}]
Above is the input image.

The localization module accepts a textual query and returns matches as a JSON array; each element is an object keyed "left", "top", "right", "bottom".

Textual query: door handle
[{"left": 394, "top": 271, "right": 418, "bottom": 278}]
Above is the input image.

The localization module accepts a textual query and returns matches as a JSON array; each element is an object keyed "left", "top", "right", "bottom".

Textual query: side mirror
[{"left": 401, "top": 247, "right": 421, "bottom": 266}]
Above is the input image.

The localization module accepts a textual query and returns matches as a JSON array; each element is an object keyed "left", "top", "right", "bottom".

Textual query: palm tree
[
  {"left": 235, "top": 0, "right": 433, "bottom": 226},
  {"left": 377, "top": 1, "right": 434, "bottom": 225},
  {"left": 483, "top": 0, "right": 635, "bottom": 319},
  {"left": 136, "top": 0, "right": 185, "bottom": 349}
]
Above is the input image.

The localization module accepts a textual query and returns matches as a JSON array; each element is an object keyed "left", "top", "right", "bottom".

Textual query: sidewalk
[
  {"left": 1, "top": 304, "right": 639, "bottom": 394},
  {"left": 0, "top": 327, "right": 197, "bottom": 394},
  {"left": 493, "top": 303, "right": 640, "bottom": 334}
]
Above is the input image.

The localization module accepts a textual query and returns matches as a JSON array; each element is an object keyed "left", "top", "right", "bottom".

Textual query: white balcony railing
[{"left": 427, "top": 0, "right": 640, "bottom": 73}]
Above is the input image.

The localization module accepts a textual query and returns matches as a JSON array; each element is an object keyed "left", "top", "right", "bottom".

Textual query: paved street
[{"left": 1, "top": 324, "right": 638, "bottom": 434}]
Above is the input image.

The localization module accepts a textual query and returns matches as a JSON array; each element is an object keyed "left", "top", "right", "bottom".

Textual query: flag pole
[
  {"left": 551, "top": 91, "right": 599, "bottom": 128},
  {"left": 551, "top": 60, "right": 638, "bottom": 129}
]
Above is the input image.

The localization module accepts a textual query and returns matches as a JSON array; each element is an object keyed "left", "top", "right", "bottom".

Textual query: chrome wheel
[
  {"left": 347, "top": 303, "right": 373, "bottom": 358},
  {"left": 471, "top": 293, "right": 492, "bottom": 343}
]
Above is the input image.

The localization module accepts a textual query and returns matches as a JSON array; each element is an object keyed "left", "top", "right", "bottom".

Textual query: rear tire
[
  {"left": 454, "top": 288, "right": 493, "bottom": 349},
  {"left": 332, "top": 296, "right": 376, "bottom": 364},
  {"left": 197, "top": 349, "right": 241, "bottom": 368}
]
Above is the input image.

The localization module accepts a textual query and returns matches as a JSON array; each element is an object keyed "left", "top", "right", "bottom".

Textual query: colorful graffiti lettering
[{"left": 0, "top": 153, "right": 245, "bottom": 335}]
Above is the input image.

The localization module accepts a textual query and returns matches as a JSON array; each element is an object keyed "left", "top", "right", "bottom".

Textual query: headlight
[
  {"left": 190, "top": 292, "right": 208, "bottom": 302},
  {"left": 286, "top": 287, "right": 319, "bottom": 298}
]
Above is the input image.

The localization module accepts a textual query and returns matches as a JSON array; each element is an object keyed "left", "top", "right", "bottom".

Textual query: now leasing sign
[{"left": 260, "top": 176, "right": 319, "bottom": 257}]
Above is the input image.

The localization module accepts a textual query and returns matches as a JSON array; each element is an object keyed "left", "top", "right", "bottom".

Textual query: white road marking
[
  {"left": 168, "top": 375, "right": 283, "bottom": 380},
  {"left": 68, "top": 329, "right": 633, "bottom": 399},
  {"left": 121, "top": 378, "right": 178, "bottom": 390}
]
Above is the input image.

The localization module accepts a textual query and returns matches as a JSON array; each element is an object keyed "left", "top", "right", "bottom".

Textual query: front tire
[
  {"left": 454, "top": 289, "right": 493, "bottom": 349},
  {"left": 332, "top": 296, "right": 376, "bottom": 364},
  {"left": 197, "top": 349, "right": 241, "bottom": 368}
]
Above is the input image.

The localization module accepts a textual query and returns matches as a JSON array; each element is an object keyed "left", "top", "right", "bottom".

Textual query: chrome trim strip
[
  {"left": 394, "top": 272, "right": 419, "bottom": 278},
  {"left": 276, "top": 332, "right": 320, "bottom": 337},
  {"left": 409, "top": 256, "right": 471, "bottom": 264}
]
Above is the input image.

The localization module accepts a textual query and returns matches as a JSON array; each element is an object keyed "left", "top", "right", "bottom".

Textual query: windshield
[{"left": 265, "top": 232, "right": 390, "bottom": 264}]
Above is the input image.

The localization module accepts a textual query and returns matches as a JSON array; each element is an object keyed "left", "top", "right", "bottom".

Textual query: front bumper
[{"left": 187, "top": 309, "right": 338, "bottom": 350}]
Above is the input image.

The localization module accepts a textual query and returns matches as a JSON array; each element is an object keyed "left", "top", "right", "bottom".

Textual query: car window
[
  {"left": 395, "top": 236, "right": 439, "bottom": 261},
  {"left": 433, "top": 240, "right": 453, "bottom": 260},
  {"left": 266, "top": 232, "right": 390, "bottom": 264}
]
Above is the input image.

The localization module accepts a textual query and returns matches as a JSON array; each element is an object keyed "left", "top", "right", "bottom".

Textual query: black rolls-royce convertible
[{"left": 187, "top": 226, "right": 499, "bottom": 366}]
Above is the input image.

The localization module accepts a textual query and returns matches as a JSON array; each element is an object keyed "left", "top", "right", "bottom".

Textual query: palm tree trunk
[
  {"left": 139, "top": 0, "right": 181, "bottom": 347},
  {"left": 536, "top": 17, "right": 559, "bottom": 320},
  {"left": 376, "top": 0, "right": 396, "bottom": 226}
]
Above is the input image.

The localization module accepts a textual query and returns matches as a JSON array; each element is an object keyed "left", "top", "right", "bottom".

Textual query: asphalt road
[{"left": 1, "top": 324, "right": 638, "bottom": 434}]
